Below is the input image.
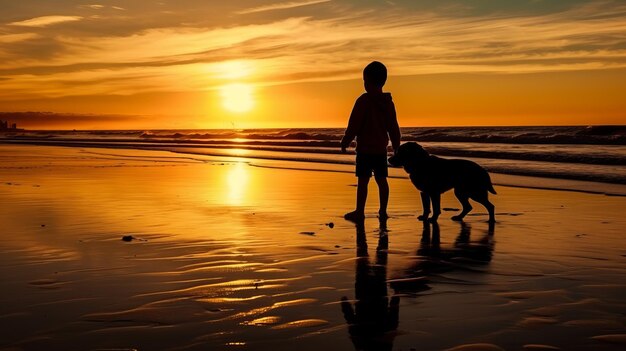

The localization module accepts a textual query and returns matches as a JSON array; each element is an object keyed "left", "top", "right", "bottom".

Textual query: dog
[{"left": 388, "top": 142, "right": 496, "bottom": 223}]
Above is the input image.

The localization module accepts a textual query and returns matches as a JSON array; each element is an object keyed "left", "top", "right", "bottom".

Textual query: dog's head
[{"left": 388, "top": 142, "right": 429, "bottom": 173}]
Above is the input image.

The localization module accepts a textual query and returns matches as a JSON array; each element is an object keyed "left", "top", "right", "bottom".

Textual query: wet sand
[{"left": 0, "top": 144, "right": 625, "bottom": 351}]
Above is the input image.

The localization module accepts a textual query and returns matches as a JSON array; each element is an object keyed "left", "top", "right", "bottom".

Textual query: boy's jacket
[{"left": 341, "top": 92, "right": 401, "bottom": 155}]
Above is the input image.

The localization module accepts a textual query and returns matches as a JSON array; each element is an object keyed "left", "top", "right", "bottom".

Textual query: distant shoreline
[{"left": 0, "top": 125, "right": 625, "bottom": 145}]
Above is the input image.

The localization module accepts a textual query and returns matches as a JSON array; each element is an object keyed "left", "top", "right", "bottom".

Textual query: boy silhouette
[{"left": 341, "top": 61, "right": 401, "bottom": 222}]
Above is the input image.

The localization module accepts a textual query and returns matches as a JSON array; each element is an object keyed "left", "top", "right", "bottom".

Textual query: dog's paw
[
  {"left": 417, "top": 213, "right": 430, "bottom": 221},
  {"left": 451, "top": 215, "right": 464, "bottom": 221}
]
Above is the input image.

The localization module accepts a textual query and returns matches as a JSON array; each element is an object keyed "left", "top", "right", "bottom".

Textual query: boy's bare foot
[
  {"left": 378, "top": 210, "right": 389, "bottom": 220},
  {"left": 344, "top": 211, "right": 365, "bottom": 222}
]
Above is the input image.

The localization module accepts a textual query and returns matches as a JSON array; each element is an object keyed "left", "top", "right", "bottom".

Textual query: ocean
[{"left": 2, "top": 125, "right": 625, "bottom": 195}]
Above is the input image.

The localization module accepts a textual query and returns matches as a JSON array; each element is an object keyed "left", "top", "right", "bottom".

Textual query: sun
[{"left": 220, "top": 83, "right": 254, "bottom": 113}]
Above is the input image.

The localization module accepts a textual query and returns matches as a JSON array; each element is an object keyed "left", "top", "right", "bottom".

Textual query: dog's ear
[
  {"left": 402, "top": 142, "right": 429, "bottom": 157},
  {"left": 390, "top": 142, "right": 415, "bottom": 166},
  {"left": 411, "top": 142, "right": 429, "bottom": 158},
  {"left": 389, "top": 142, "right": 411, "bottom": 166}
]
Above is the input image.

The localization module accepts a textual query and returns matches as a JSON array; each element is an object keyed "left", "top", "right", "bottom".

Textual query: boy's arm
[
  {"left": 387, "top": 100, "right": 401, "bottom": 153},
  {"left": 340, "top": 97, "right": 365, "bottom": 152}
]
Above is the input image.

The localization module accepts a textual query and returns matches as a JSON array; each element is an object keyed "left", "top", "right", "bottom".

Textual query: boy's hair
[{"left": 363, "top": 61, "right": 387, "bottom": 87}]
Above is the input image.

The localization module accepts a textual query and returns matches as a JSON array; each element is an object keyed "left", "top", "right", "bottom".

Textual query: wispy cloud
[
  {"left": 8, "top": 15, "right": 83, "bottom": 27},
  {"left": 79, "top": 4, "right": 125, "bottom": 11},
  {"left": 0, "top": 33, "right": 40, "bottom": 43},
  {"left": 236, "top": 0, "right": 331, "bottom": 15},
  {"left": 80, "top": 4, "right": 105, "bottom": 10},
  {"left": 0, "top": 1, "right": 625, "bottom": 99}
]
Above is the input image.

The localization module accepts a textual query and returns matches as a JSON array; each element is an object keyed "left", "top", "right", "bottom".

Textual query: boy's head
[{"left": 363, "top": 61, "right": 387, "bottom": 89}]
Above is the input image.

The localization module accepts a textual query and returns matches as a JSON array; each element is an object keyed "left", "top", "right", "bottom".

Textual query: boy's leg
[
  {"left": 374, "top": 176, "right": 389, "bottom": 218},
  {"left": 372, "top": 154, "right": 390, "bottom": 218},
  {"left": 356, "top": 176, "right": 370, "bottom": 214},
  {"left": 346, "top": 154, "right": 372, "bottom": 222},
  {"left": 345, "top": 176, "right": 369, "bottom": 221}
]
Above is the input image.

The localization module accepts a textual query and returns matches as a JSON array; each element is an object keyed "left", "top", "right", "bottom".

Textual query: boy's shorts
[{"left": 355, "top": 153, "right": 388, "bottom": 178}]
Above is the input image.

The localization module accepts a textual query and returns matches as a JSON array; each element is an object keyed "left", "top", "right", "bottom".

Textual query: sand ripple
[
  {"left": 243, "top": 316, "right": 281, "bottom": 326},
  {"left": 271, "top": 319, "right": 329, "bottom": 329},
  {"left": 445, "top": 343, "right": 506, "bottom": 351},
  {"left": 591, "top": 334, "right": 626, "bottom": 345},
  {"left": 522, "top": 345, "right": 561, "bottom": 350}
]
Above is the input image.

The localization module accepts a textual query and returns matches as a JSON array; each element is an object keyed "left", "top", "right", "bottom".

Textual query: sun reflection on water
[
  {"left": 228, "top": 148, "right": 250, "bottom": 157},
  {"left": 226, "top": 163, "right": 249, "bottom": 206}
]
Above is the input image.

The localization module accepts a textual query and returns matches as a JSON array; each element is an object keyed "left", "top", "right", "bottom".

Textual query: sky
[{"left": 0, "top": 0, "right": 625, "bottom": 129}]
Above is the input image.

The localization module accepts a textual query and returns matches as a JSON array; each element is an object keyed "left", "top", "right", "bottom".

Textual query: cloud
[
  {"left": 8, "top": 15, "right": 83, "bottom": 27},
  {"left": 80, "top": 4, "right": 105, "bottom": 10},
  {"left": 0, "top": 1, "right": 625, "bottom": 99},
  {"left": 0, "top": 33, "right": 40, "bottom": 44},
  {"left": 79, "top": 4, "right": 125, "bottom": 11},
  {"left": 236, "top": 0, "right": 331, "bottom": 15}
]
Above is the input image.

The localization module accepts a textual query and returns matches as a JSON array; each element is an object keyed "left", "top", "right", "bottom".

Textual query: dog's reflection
[
  {"left": 341, "top": 218, "right": 399, "bottom": 351},
  {"left": 390, "top": 221, "right": 495, "bottom": 295}
]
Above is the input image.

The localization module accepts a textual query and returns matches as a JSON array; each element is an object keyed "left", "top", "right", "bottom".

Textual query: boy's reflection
[{"left": 341, "top": 218, "right": 399, "bottom": 351}]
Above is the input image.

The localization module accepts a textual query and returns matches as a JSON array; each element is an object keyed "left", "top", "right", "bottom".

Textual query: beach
[{"left": 1, "top": 143, "right": 625, "bottom": 351}]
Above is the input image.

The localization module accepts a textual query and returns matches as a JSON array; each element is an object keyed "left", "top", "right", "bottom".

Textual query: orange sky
[{"left": 0, "top": 1, "right": 625, "bottom": 129}]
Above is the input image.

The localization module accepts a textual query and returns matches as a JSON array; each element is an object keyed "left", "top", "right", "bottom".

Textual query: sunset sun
[{"left": 219, "top": 83, "right": 254, "bottom": 113}]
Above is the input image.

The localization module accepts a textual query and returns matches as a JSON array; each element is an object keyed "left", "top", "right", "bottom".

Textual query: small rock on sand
[{"left": 121, "top": 235, "right": 134, "bottom": 242}]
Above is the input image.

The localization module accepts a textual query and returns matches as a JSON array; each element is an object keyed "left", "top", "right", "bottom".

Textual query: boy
[{"left": 341, "top": 61, "right": 401, "bottom": 222}]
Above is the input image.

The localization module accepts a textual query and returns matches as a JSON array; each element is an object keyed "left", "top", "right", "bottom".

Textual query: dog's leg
[
  {"left": 429, "top": 193, "right": 441, "bottom": 222},
  {"left": 452, "top": 189, "right": 472, "bottom": 221},
  {"left": 418, "top": 192, "right": 431, "bottom": 221},
  {"left": 484, "top": 199, "right": 496, "bottom": 223},
  {"left": 473, "top": 192, "right": 496, "bottom": 223}
]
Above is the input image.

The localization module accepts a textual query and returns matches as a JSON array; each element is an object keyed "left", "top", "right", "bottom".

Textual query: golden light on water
[
  {"left": 228, "top": 148, "right": 251, "bottom": 157},
  {"left": 226, "top": 162, "right": 249, "bottom": 205}
]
